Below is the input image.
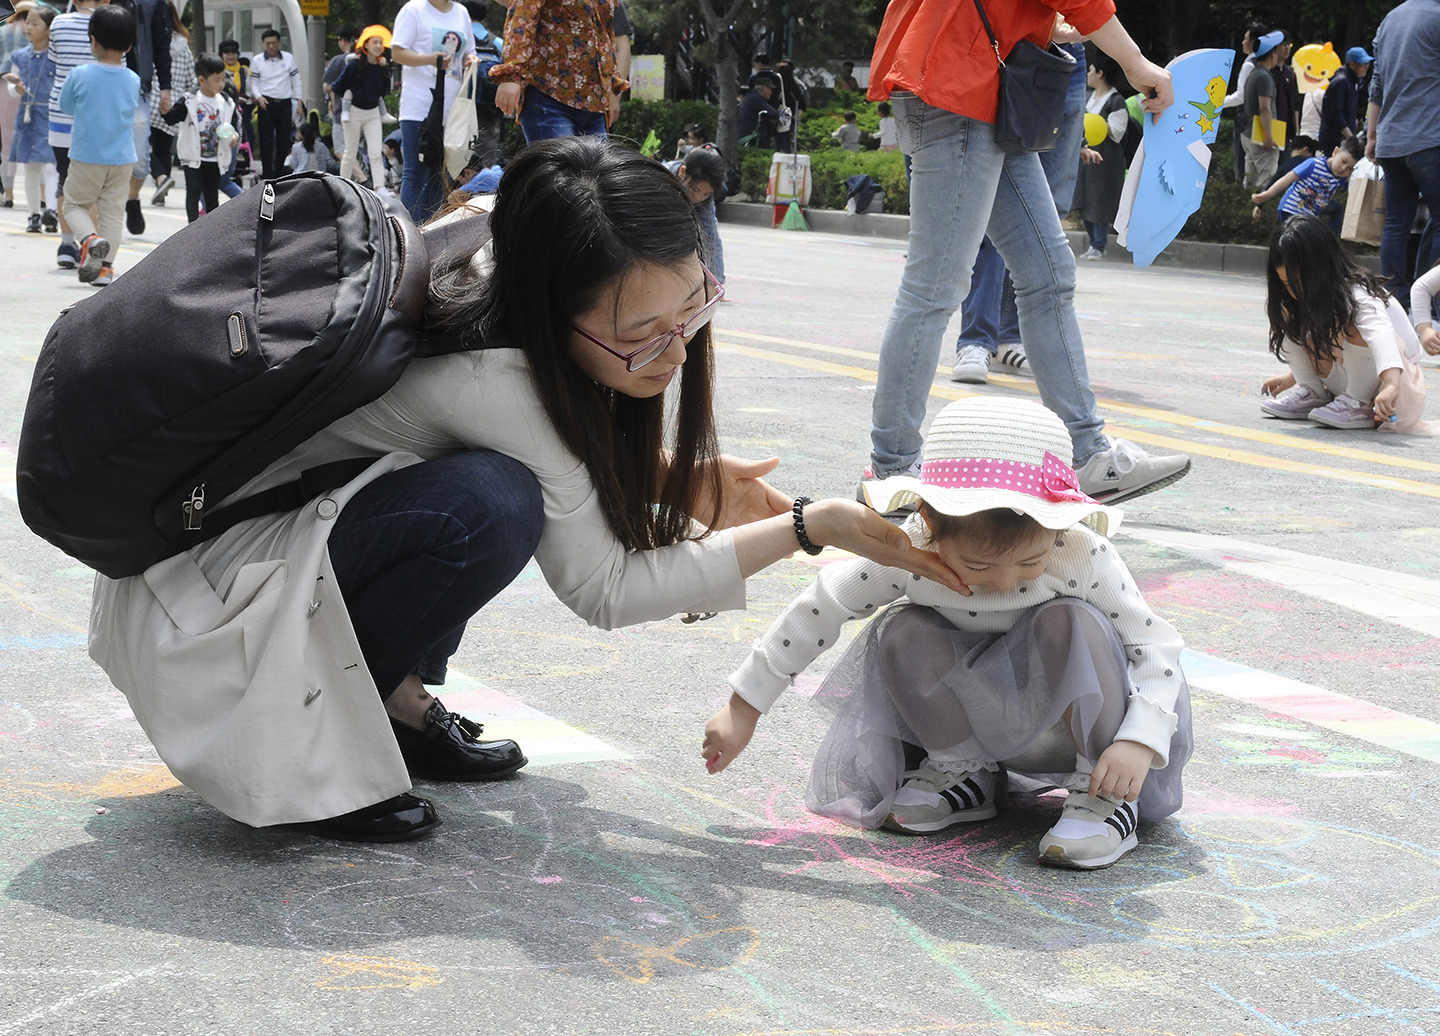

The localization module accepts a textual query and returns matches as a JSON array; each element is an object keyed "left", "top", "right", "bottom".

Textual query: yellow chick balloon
[
  {"left": 1293, "top": 42, "right": 1340, "bottom": 93},
  {"left": 1084, "top": 111, "right": 1107, "bottom": 147}
]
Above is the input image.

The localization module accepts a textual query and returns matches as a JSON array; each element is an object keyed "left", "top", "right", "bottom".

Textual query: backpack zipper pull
[
  {"left": 183, "top": 484, "right": 205, "bottom": 531},
  {"left": 260, "top": 182, "right": 275, "bottom": 222}
]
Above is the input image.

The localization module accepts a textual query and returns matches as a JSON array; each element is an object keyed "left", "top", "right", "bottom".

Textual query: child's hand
[
  {"left": 1089, "top": 740, "right": 1154, "bottom": 802},
  {"left": 1250, "top": 192, "right": 1266, "bottom": 204},
  {"left": 1252, "top": 204, "right": 1263, "bottom": 221},
  {"left": 1373, "top": 380, "right": 1401, "bottom": 422},
  {"left": 1080, "top": 147, "right": 1103, "bottom": 164},
  {"left": 1420, "top": 326, "right": 1440, "bottom": 356},
  {"left": 1262, "top": 371, "right": 1296, "bottom": 398},
  {"left": 702, "top": 693, "right": 761, "bottom": 774}
]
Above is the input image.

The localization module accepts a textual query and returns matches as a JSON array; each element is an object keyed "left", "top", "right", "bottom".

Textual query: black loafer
[
  {"left": 299, "top": 793, "right": 441, "bottom": 842},
  {"left": 391, "top": 698, "right": 528, "bottom": 781}
]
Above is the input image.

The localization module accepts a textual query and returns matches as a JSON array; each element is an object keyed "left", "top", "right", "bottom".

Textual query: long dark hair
[
  {"left": 1266, "top": 215, "right": 1390, "bottom": 366},
  {"left": 427, "top": 136, "right": 722, "bottom": 553}
]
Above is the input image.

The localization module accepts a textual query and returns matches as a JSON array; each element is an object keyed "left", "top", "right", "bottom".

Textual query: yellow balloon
[{"left": 1084, "top": 112, "right": 1107, "bottom": 147}]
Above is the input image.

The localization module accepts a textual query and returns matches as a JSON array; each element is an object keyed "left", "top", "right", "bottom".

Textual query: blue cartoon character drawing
[{"left": 1116, "top": 49, "right": 1234, "bottom": 266}]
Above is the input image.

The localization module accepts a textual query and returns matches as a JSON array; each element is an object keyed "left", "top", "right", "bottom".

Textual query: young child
[
  {"left": 676, "top": 146, "right": 726, "bottom": 284},
  {"left": 381, "top": 129, "right": 403, "bottom": 192},
  {"left": 57, "top": 4, "right": 139, "bottom": 287},
  {"left": 287, "top": 120, "right": 332, "bottom": 173},
  {"left": 2, "top": 3, "right": 59, "bottom": 234},
  {"left": 176, "top": 53, "right": 237, "bottom": 223},
  {"left": 674, "top": 122, "right": 707, "bottom": 161},
  {"left": 1413, "top": 258, "right": 1440, "bottom": 357},
  {"left": 831, "top": 110, "right": 860, "bottom": 151},
  {"left": 871, "top": 100, "right": 897, "bottom": 150},
  {"left": 1250, "top": 137, "right": 1360, "bottom": 223},
  {"left": 45, "top": 0, "right": 103, "bottom": 270},
  {"left": 704, "top": 397, "right": 1191, "bottom": 870},
  {"left": 1259, "top": 215, "right": 1433, "bottom": 432},
  {"left": 332, "top": 25, "right": 390, "bottom": 187}
]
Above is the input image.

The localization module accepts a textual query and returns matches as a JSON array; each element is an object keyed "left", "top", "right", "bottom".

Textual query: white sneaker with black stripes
[
  {"left": 1037, "top": 793, "right": 1139, "bottom": 869},
  {"left": 989, "top": 344, "right": 1030, "bottom": 377},
  {"left": 883, "top": 764, "right": 1000, "bottom": 833}
]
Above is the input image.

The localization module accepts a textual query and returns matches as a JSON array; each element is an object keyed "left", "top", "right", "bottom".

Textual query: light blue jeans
[{"left": 871, "top": 93, "right": 1107, "bottom": 474}]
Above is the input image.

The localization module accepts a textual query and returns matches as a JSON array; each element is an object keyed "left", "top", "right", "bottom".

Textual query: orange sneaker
[{"left": 77, "top": 233, "right": 111, "bottom": 283}]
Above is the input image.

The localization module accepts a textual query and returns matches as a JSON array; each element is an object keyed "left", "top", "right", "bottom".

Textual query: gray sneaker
[
  {"left": 989, "top": 344, "right": 1029, "bottom": 376},
  {"left": 1308, "top": 393, "right": 1377, "bottom": 429},
  {"left": 883, "top": 765, "right": 1001, "bottom": 834},
  {"left": 950, "top": 344, "right": 991, "bottom": 384},
  {"left": 1038, "top": 793, "right": 1138, "bottom": 869},
  {"left": 1076, "top": 438, "right": 1191, "bottom": 504},
  {"left": 1261, "top": 383, "right": 1332, "bottom": 419}
]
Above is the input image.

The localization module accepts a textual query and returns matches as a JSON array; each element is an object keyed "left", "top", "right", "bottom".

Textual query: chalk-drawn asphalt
[{"left": 4, "top": 208, "right": 1440, "bottom": 1034}]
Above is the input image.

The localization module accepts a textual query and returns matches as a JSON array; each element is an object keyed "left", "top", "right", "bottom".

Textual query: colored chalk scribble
[
  {"left": 314, "top": 955, "right": 443, "bottom": 991},
  {"left": 593, "top": 926, "right": 760, "bottom": 984}
]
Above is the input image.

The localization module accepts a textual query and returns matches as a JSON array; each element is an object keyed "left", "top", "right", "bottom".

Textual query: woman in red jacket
[{"left": 865, "top": 1, "right": 1189, "bottom": 506}]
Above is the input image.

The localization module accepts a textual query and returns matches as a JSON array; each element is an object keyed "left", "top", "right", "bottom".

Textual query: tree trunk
[
  {"left": 698, "top": 0, "right": 746, "bottom": 170},
  {"left": 189, "top": 0, "right": 205, "bottom": 59}
]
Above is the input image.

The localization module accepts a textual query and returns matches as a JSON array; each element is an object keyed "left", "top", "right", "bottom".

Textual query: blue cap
[
  {"left": 1345, "top": 46, "right": 1374, "bottom": 65},
  {"left": 1255, "top": 31, "right": 1285, "bottom": 57}
]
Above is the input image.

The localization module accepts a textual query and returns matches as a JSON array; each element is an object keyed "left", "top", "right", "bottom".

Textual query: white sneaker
[
  {"left": 989, "top": 344, "right": 1029, "bottom": 376},
  {"left": 1076, "top": 438, "right": 1191, "bottom": 504},
  {"left": 950, "top": 344, "right": 991, "bottom": 384},
  {"left": 883, "top": 765, "right": 1001, "bottom": 833},
  {"left": 1037, "top": 793, "right": 1138, "bottom": 869},
  {"left": 1078, "top": 247, "right": 1104, "bottom": 261}
]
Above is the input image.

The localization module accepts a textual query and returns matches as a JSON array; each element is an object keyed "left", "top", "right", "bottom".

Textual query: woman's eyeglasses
[{"left": 571, "top": 265, "right": 725, "bottom": 372}]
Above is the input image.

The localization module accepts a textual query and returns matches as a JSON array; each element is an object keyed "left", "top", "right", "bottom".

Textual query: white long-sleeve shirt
[
  {"left": 728, "top": 517, "right": 1185, "bottom": 767},
  {"left": 1412, "top": 263, "right": 1440, "bottom": 330}
]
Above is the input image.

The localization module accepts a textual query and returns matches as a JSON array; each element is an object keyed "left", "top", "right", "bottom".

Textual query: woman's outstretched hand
[
  {"left": 703, "top": 693, "right": 760, "bottom": 773},
  {"left": 695, "top": 454, "right": 793, "bottom": 529},
  {"left": 807, "top": 499, "right": 970, "bottom": 595}
]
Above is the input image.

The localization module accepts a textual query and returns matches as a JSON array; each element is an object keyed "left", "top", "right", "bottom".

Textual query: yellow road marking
[
  {"left": 717, "top": 332, "right": 1440, "bottom": 476},
  {"left": 716, "top": 342, "right": 1440, "bottom": 499}
]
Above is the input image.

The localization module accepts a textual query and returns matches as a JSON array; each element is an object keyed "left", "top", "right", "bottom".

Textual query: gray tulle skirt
[{"left": 806, "top": 599, "right": 1192, "bottom": 830}]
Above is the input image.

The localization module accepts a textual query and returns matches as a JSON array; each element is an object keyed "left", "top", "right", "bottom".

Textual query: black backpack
[{"left": 16, "top": 172, "right": 485, "bottom": 579}]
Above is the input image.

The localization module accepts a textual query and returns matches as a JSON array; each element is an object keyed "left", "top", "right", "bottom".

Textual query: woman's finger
[{"left": 724, "top": 455, "right": 780, "bottom": 480}]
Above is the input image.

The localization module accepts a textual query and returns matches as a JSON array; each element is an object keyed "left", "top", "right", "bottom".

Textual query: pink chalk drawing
[
  {"left": 724, "top": 785, "right": 1093, "bottom": 906},
  {"left": 1182, "top": 781, "right": 1298, "bottom": 817},
  {"left": 533, "top": 876, "right": 563, "bottom": 884}
]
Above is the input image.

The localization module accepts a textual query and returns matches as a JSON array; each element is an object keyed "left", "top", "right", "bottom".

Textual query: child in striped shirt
[
  {"left": 703, "top": 397, "right": 1192, "bottom": 870},
  {"left": 1251, "top": 136, "right": 1361, "bottom": 223},
  {"left": 45, "top": 0, "right": 103, "bottom": 270}
]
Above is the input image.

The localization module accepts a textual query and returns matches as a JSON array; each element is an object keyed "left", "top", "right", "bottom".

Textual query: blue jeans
[
  {"left": 518, "top": 86, "right": 607, "bottom": 142},
  {"left": 697, "top": 196, "right": 725, "bottom": 282},
  {"left": 871, "top": 94, "right": 1107, "bottom": 475},
  {"left": 329, "top": 451, "right": 545, "bottom": 699},
  {"left": 220, "top": 145, "right": 243, "bottom": 199},
  {"left": 400, "top": 119, "right": 446, "bottom": 225},
  {"left": 1084, "top": 220, "right": 1108, "bottom": 252},
  {"left": 957, "top": 45, "right": 1085, "bottom": 355},
  {"left": 1379, "top": 145, "right": 1440, "bottom": 303}
]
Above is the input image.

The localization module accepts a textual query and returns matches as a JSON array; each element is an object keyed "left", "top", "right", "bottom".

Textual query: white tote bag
[{"left": 444, "top": 62, "right": 479, "bottom": 181}]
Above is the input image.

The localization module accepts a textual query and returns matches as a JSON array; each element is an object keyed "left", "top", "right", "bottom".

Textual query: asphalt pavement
[{"left": 4, "top": 200, "right": 1440, "bottom": 1035}]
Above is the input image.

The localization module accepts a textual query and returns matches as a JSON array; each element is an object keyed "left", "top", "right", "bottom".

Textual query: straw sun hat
[{"left": 864, "top": 397, "right": 1123, "bottom": 537}]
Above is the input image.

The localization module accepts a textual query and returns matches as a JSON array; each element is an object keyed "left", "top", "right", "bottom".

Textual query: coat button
[{"left": 317, "top": 498, "right": 339, "bottom": 519}]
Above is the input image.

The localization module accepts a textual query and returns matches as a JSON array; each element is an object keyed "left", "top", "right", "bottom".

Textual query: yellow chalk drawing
[
  {"left": 314, "top": 955, "right": 443, "bottom": 991},
  {"left": 0, "top": 764, "right": 182, "bottom": 806},
  {"left": 594, "top": 926, "right": 760, "bottom": 985}
]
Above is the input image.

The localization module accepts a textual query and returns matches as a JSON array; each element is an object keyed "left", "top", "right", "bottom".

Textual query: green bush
[
  {"left": 611, "top": 99, "right": 719, "bottom": 157},
  {"left": 737, "top": 147, "right": 910, "bottom": 214}
]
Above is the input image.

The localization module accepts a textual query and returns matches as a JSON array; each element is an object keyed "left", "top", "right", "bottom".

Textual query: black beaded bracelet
[{"left": 792, "top": 496, "right": 824, "bottom": 556}]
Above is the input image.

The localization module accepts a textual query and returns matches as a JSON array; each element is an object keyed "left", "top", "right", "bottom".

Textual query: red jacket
[{"left": 867, "top": 0, "right": 1116, "bottom": 123}]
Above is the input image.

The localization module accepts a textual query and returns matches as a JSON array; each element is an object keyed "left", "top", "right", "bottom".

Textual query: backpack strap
[{"left": 177, "top": 457, "right": 377, "bottom": 548}]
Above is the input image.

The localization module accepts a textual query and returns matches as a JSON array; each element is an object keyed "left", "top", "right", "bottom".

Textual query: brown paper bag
[{"left": 1342, "top": 173, "right": 1385, "bottom": 246}]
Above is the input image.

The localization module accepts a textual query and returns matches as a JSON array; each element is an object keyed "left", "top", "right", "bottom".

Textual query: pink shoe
[
  {"left": 1260, "top": 384, "right": 1332, "bottom": 419},
  {"left": 1308, "top": 394, "right": 1377, "bottom": 429}
]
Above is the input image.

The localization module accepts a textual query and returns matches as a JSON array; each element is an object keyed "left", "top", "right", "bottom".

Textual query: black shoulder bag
[{"left": 972, "top": 0, "right": 1078, "bottom": 155}]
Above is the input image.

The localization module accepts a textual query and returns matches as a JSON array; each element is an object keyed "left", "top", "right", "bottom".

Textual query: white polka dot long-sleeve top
[{"left": 728, "top": 517, "right": 1186, "bottom": 768}]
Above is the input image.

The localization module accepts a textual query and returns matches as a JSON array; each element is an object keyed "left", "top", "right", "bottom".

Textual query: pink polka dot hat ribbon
[{"left": 920, "top": 452, "right": 1098, "bottom": 505}]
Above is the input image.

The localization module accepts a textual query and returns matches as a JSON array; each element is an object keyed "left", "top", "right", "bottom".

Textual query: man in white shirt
[
  {"left": 251, "top": 27, "right": 301, "bottom": 179},
  {"left": 390, "top": 0, "right": 474, "bottom": 221}
]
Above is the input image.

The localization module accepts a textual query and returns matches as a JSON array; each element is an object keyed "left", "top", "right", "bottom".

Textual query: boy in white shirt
[{"left": 176, "top": 53, "right": 237, "bottom": 222}]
